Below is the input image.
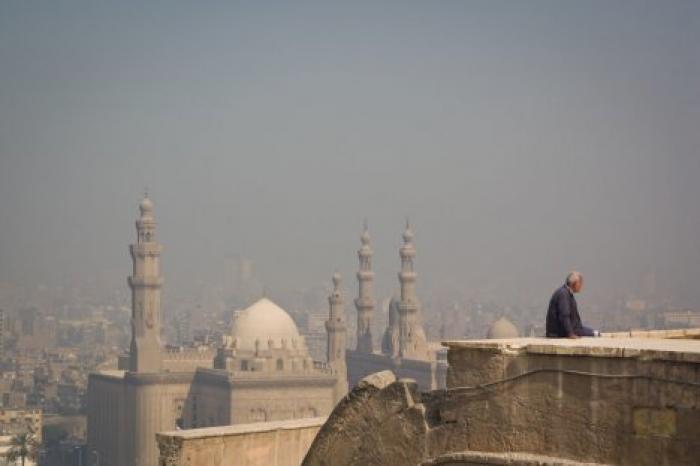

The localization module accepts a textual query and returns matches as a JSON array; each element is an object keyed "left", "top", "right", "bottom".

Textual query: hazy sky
[{"left": 1, "top": 1, "right": 699, "bottom": 307}]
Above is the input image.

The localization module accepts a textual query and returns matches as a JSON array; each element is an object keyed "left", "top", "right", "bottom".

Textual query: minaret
[
  {"left": 128, "top": 194, "right": 163, "bottom": 373},
  {"left": 397, "top": 219, "right": 428, "bottom": 359},
  {"left": 354, "top": 221, "right": 375, "bottom": 353},
  {"left": 326, "top": 273, "right": 348, "bottom": 402}
]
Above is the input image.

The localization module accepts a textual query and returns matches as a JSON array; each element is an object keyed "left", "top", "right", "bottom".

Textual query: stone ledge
[
  {"left": 158, "top": 416, "right": 327, "bottom": 440},
  {"left": 602, "top": 328, "right": 700, "bottom": 339},
  {"left": 422, "top": 451, "right": 611, "bottom": 466},
  {"left": 442, "top": 337, "right": 700, "bottom": 363}
]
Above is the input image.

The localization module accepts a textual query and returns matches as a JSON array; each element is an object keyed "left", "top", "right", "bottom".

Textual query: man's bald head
[{"left": 566, "top": 271, "right": 583, "bottom": 293}]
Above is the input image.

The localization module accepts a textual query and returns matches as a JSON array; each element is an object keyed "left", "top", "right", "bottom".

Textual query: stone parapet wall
[
  {"left": 441, "top": 338, "right": 700, "bottom": 465},
  {"left": 601, "top": 328, "right": 700, "bottom": 339},
  {"left": 157, "top": 417, "right": 326, "bottom": 466}
]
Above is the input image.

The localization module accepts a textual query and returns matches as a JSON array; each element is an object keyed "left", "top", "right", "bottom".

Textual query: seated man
[{"left": 546, "top": 271, "right": 599, "bottom": 338}]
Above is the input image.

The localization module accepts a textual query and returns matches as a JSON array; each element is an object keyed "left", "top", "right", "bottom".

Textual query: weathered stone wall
[
  {"left": 157, "top": 417, "right": 325, "bottom": 466},
  {"left": 303, "top": 371, "right": 430, "bottom": 465},
  {"left": 441, "top": 338, "right": 700, "bottom": 466},
  {"left": 305, "top": 338, "right": 700, "bottom": 466}
]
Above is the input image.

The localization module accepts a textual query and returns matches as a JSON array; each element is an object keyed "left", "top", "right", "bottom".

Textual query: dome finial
[
  {"left": 332, "top": 271, "right": 342, "bottom": 289},
  {"left": 360, "top": 218, "right": 371, "bottom": 245},
  {"left": 403, "top": 217, "right": 414, "bottom": 242},
  {"left": 139, "top": 190, "right": 154, "bottom": 216}
]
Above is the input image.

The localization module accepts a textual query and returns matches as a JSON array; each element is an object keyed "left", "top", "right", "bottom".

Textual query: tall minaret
[
  {"left": 354, "top": 221, "right": 375, "bottom": 353},
  {"left": 397, "top": 220, "right": 428, "bottom": 359},
  {"left": 326, "top": 273, "right": 348, "bottom": 402},
  {"left": 128, "top": 194, "right": 163, "bottom": 373}
]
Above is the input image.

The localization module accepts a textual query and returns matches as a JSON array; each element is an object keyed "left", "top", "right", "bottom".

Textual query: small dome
[
  {"left": 487, "top": 317, "right": 520, "bottom": 339},
  {"left": 231, "top": 298, "right": 302, "bottom": 351}
]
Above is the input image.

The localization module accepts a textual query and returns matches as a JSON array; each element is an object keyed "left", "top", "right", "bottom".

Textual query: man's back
[{"left": 546, "top": 285, "right": 582, "bottom": 337}]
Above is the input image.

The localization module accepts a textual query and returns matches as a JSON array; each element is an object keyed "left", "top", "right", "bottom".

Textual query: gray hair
[{"left": 566, "top": 271, "right": 583, "bottom": 286}]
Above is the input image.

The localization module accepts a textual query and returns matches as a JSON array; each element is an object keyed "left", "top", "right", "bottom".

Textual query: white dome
[{"left": 231, "top": 298, "right": 301, "bottom": 351}]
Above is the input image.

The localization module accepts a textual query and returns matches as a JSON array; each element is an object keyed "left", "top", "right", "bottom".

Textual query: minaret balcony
[
  {"left": 130, "top": 243, "right": 163, "bottom": 257},
  {"left": 398, "top": 301, "right": 418, "bottom": 312},
  {"left": 128, "top": 276, "right": 164, "bottom": 287},
  {"left": 354, "top": 297, "right": 375, "bottom": 308},
  {"left": 325, "top": 321, "right": 347, "bottom": 332}
]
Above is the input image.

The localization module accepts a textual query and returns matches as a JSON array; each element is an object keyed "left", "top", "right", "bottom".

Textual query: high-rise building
[{"left": 0, "top": 308, "right": 4, "bottom": 360}]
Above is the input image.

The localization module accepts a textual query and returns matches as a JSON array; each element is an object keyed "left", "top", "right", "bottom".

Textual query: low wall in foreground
[
  {"left": 157, "top": 417, "right": 325, "bottom": 466},
  {"left": 304, "top": 337, "right": 700, "bottom": 466}
]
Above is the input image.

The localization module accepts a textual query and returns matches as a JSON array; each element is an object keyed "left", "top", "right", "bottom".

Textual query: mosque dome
[
  {"left": 486, "top": 317, "right": 520, "bottom": 339},
  {"left": 231, "top": 298, "right": 302, "bottom": 351}
]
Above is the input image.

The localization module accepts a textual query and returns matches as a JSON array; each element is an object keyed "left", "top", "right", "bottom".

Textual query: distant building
[
  {"left": 87, "top": 196, "right": 344, "bottom": 466},
  {"left": 0, "top": 408, "right": 42, "bottom": 441},
  {"left": 0, "top": 309, "right": 4, "bottom": 360}
]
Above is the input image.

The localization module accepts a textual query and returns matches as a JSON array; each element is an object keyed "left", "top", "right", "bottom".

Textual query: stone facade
[{"left": 305, "top": 337, "right": 700, "bottom": 466}]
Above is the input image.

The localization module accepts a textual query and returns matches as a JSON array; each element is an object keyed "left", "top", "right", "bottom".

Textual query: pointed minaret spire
[
  {"left": 326, "top": 272, "right": 348, "bottom": 402},
  {"left": 397, "top": 219, "right": 428, "bottom": 359},
  {"left": 355, "top": 220, "right": 375, "bottom": 353}
]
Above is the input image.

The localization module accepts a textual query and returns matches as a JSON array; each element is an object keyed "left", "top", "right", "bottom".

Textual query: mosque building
[
  {"left": 87, "top": 196, "right": 346, "bottom": 466},
  {"left": 346, "top": 221, "right": 447, "bottom": 391}
]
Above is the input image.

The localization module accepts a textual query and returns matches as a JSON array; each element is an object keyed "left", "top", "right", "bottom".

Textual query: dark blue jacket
[{"left": 546, "top": 285, "right": 582, "bottom": 337}]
